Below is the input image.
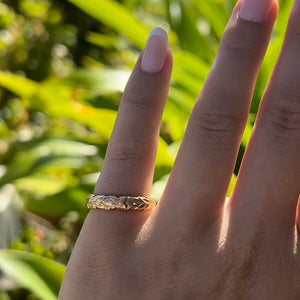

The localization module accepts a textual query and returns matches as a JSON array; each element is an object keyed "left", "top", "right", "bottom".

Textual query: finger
[
  {"left": 155, "top": 0, "right": 278, "bottom": 229},
  {"left": 95, "top": 29, "right": 172, "bottom": 197},
  {"left": 229, "top": 1, "right": 300, "bottom": 245},
  {"left": 60, "top": 28, "right": 173, "bottom": 298},
  {"left": 88, "top": 28, "right": 172, "bottom": 230}
]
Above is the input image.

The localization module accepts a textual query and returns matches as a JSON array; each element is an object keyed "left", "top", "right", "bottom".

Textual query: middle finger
[{"left": 155, "top": 0, "right": 278, "bottom": 229}]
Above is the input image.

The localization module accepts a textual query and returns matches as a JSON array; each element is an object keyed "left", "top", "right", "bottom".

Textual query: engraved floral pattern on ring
[{"left": 86, "top": 194, "right": 156, "bottom": 211}]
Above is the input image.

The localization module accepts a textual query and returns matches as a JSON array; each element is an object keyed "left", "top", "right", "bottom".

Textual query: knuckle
[
  {"left": 186, "top": 108, "right": 245, "bottom": 152},
  {"left": 261, "top": 91, "right": 300, "bottom": 142},
  {"left": 108, "top": 142, "right": 149, "bottom": 163},
  {"left": 122, "top": 89, "right": 153, "bottom": 111},
  {"left": 220, "top": 39, "right": 258, "bottom": 58},
  {"left": 220, "top": 22, "right": 261, "bottom": 59},
  {"left": 189, "top": 109, "right": 244, "bottom": 142}
]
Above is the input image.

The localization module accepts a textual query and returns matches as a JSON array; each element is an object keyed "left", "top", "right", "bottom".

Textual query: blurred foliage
[{"left": 0, "top": 0, "right": 294, "bottom": 298}]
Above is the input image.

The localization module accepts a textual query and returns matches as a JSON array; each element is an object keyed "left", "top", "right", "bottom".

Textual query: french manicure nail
[
  {"left": 239, "top": 0, "right": 274, "bottom": 22},
  {"left": 141, "top": 27, "right": 169, "bottom": 73}
]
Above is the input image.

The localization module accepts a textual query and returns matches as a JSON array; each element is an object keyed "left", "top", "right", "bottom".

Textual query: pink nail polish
[
  {"left": 239, "top": 0, "right": 274, "bottom": 22},
  {"left": 141, "top": 27, "right": 169, "bottom": 73}
]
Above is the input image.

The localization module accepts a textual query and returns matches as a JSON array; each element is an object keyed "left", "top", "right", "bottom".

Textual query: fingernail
[
  {"left": 141, "top": 27, "right": 169, "bottom": 73},
  {"left": 239, "top": 0, "right": 274, "bottom": 22}
]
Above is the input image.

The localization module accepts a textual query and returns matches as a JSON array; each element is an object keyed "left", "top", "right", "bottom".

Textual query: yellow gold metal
[{"left": 86, "top": 194, "right": 156, "bottom": 211}]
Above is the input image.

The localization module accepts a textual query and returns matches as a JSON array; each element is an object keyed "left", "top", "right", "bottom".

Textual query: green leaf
[
  {"left": 167, "top": 0, "right": 215, "bottom": 61},
  {"left": 25, "top": 187, "right": 90, "bottom": 221},
  {"left": 241, "top": 121, "right": 253, "bottom": 148},
  {"left": 66, "top": 0, "right": 148, "bottom": 48},
  {"left": 0, "top": 250, "right": 65, "bottom": 300},
  {"left": 14, "top": 174, "right": 69, "bottom": 196},
  {"left": 86, "top": 31, "right": 125, "bottom": 49},
  {"left": 227, "top": 173, "right": 236, "bottom": 197},
  {"left": 151, "top": 174, "right": 170, "bottom": 200},
  {"left": 0, "top": 291, "right": 9, "bottom": 300},
  {"left": 32, "top": 80, "right": 117, "bottom": 139},
  {"left": 38, "top": 138, "right": 98, "bottom": 157},
  {"left": 0, "top": 138, "right": 98, "bottom": 186},
  {"left": 0, "top": 71, "right": 37, "bottom": 98},
  {"left": 0, "top": 71, "right": 117, "bottom": 139},
  {"left": 190, "top": 0, "right": 228, "bottom": 39},
  {"left": 156, "top": 137, "right": 174, "bottom": 168},
  {"left": 60, "top": 68, "right": 130, "bottom": 97},
  {"left": 173, "top": 51, "right": 210, "bottom": 81}
]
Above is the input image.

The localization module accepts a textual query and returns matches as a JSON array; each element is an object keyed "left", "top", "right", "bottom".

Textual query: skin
[{"left": 58, "top": 0, "right": 300, "bottom": 299}]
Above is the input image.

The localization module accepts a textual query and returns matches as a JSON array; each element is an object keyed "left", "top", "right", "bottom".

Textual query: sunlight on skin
[
  {"left": 134, "top": 195, "right": 300, "bottom": 254},
  {"left": 135, "top": 211, "right": 157, "bottom": 247},
  {"left": 217, "top": 197, "right": 231, "bottom": 252},
  {"left": 217, "top": 198, "right": 300, "bottom": 255},
  {"left": 293, "top": 225, "right": 298, "bottom": 255},
  {"left": 294, "top": 197, "right": 300, "bottom": 255},
  {"left": 135, "top": 196, "right": 234, "bottom": 251},
  {"left": 135, "top": 197, "right": 233, "bottom": 250}
]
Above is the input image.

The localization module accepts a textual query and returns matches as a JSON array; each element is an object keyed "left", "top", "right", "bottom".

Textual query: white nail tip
[{"left": 148, "top": 27, "right": 169, "bottom": 47}]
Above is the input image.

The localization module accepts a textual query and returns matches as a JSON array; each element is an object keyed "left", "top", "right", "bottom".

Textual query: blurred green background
[{"left": 0, "top": 0, "right": 294, "bottom": 298}]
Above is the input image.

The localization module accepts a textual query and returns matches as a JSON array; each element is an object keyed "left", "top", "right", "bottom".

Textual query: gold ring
[{"left": 86, "top": 194, "right": 156, "bottom": 211}]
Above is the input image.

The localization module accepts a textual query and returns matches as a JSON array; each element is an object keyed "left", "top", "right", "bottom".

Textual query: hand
[{"left": 58, "top": 0, "right": 300, "bottom": 299}]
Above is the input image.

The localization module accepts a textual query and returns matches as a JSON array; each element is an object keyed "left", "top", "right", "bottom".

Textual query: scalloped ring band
[{"left": 86, "top": 194, "right": 157, "bottom": 211}]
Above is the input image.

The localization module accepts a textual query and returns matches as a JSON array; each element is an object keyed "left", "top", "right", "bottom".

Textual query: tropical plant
[{"left": 0, "top": 0, "right": 294, "bottom": 298}]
